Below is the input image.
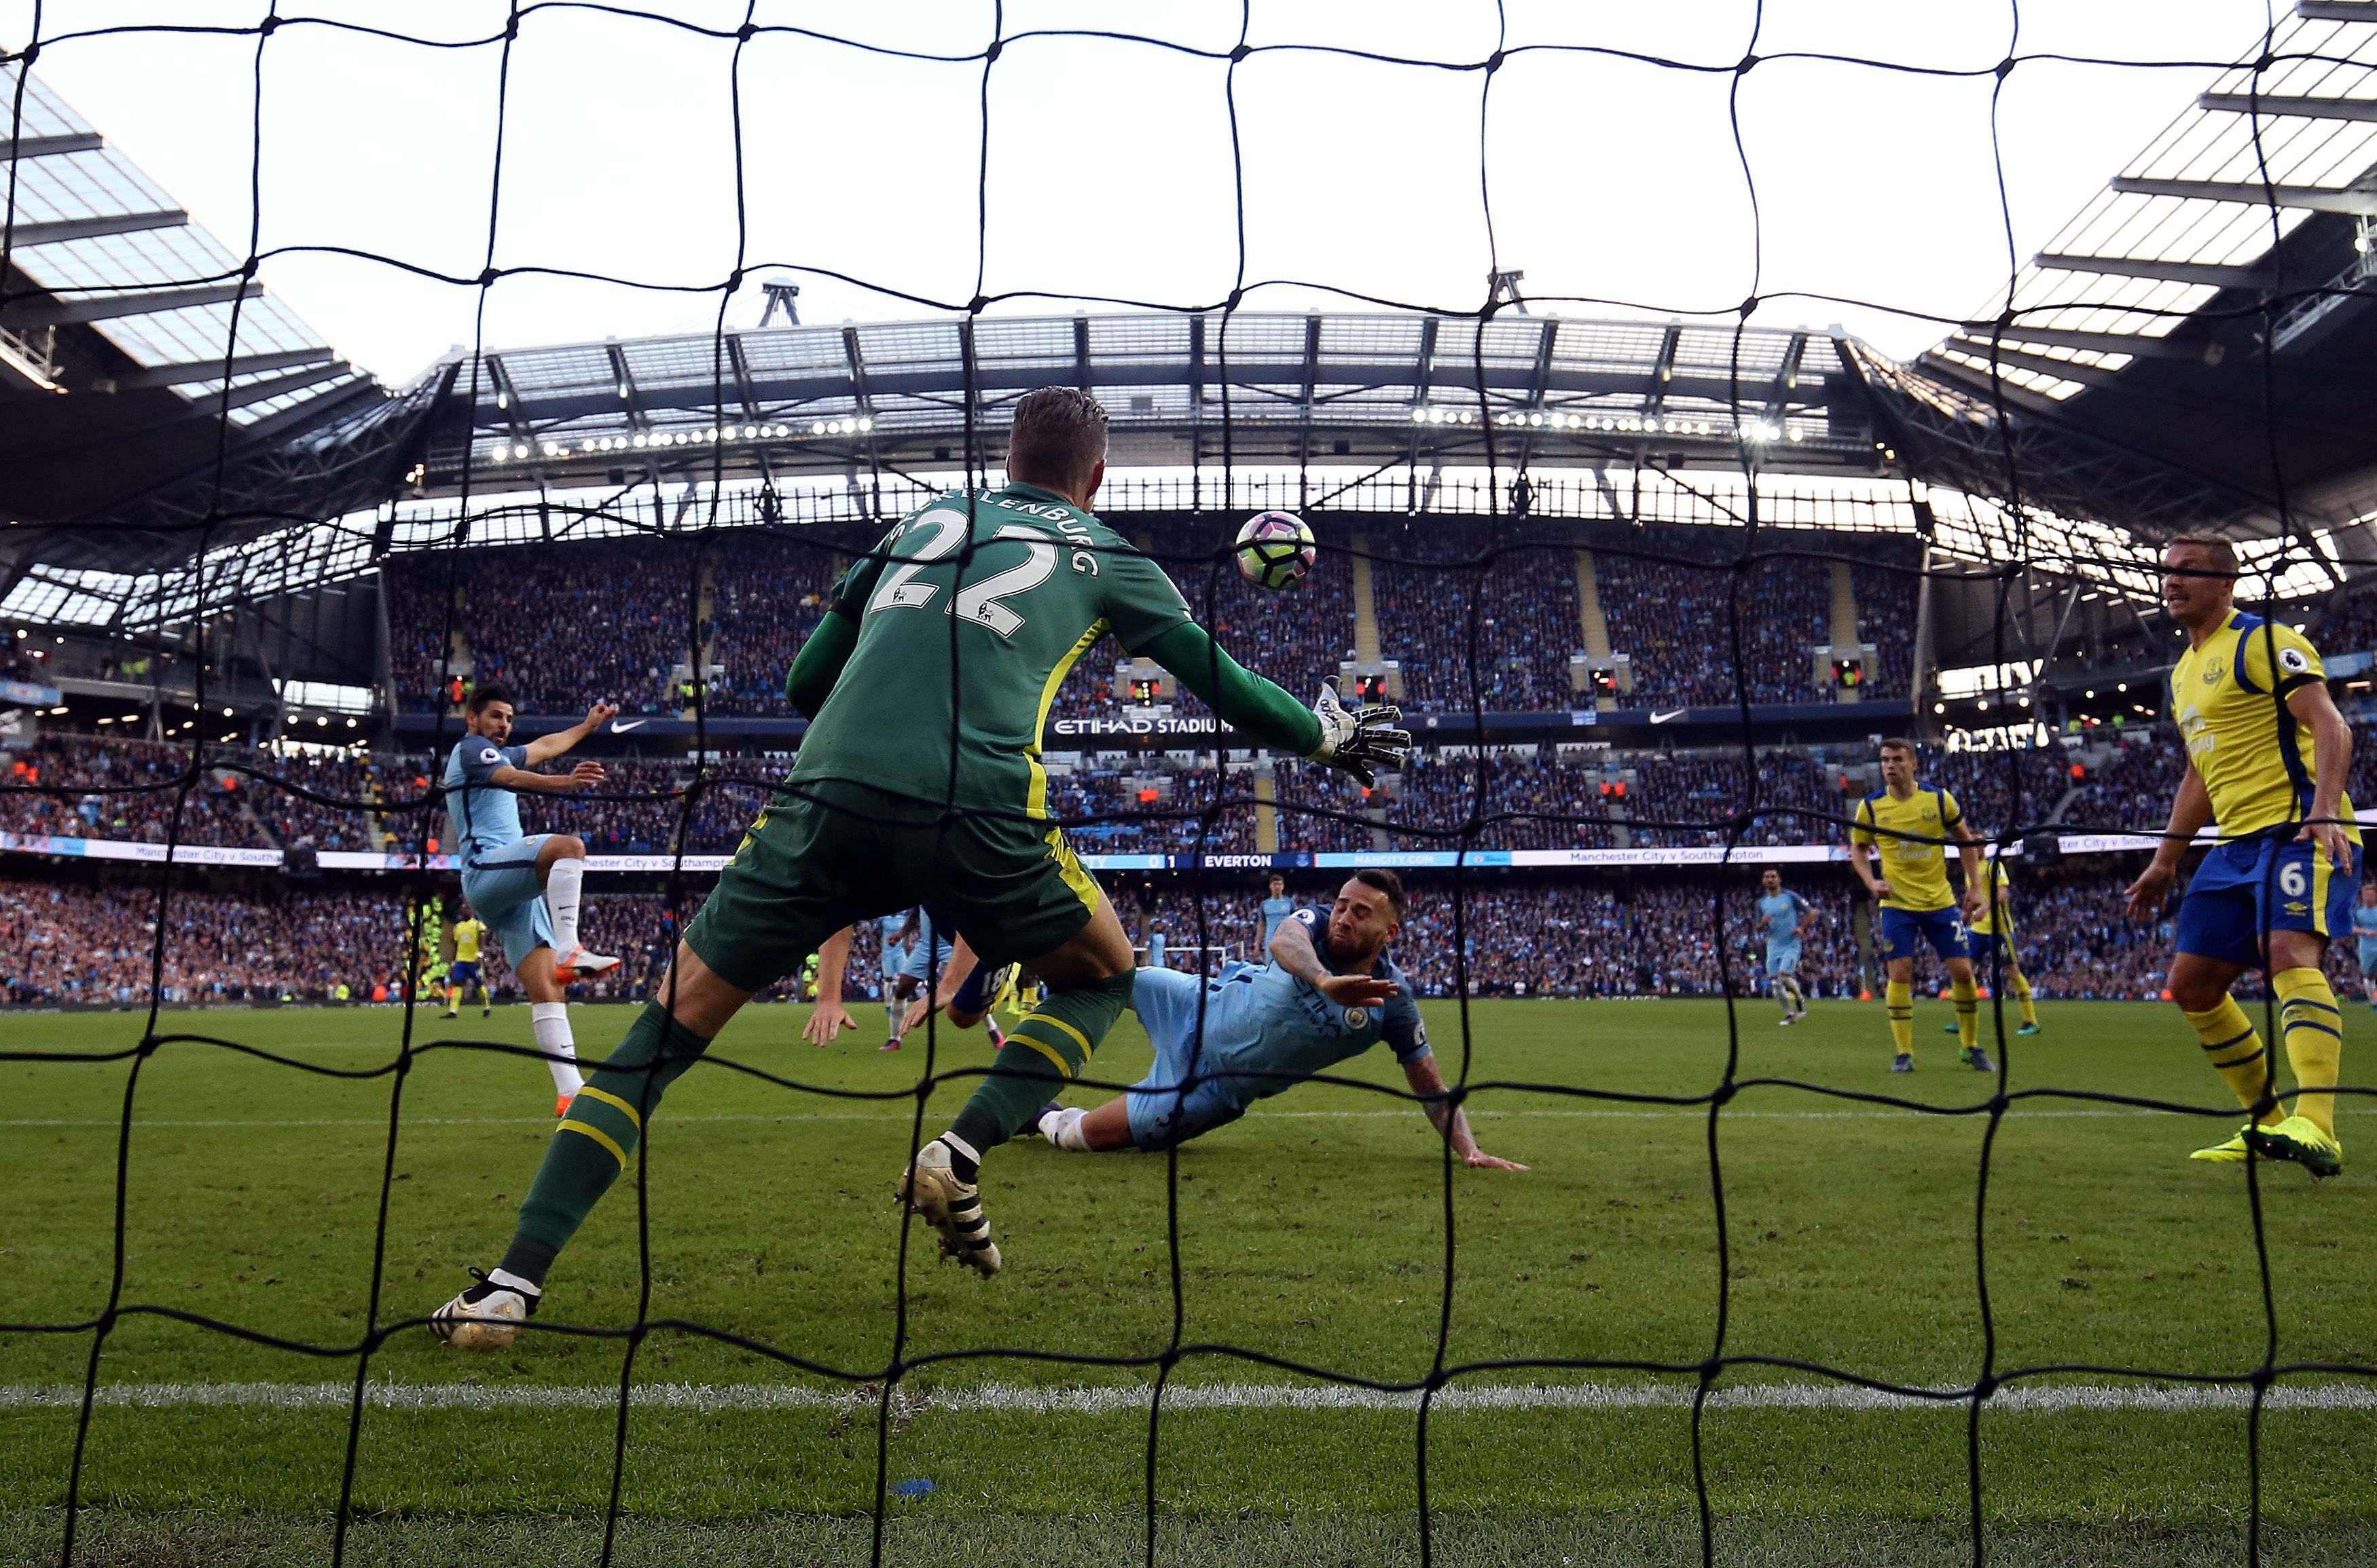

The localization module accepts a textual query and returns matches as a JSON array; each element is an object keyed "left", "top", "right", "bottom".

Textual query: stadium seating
[{"left": 376, "top": 519, "right": 1927, "bottom": 720}]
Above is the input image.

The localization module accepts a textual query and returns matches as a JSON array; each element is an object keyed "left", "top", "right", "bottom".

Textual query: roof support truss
[
  {"left": 7, "top": 208, "right": 187, "bottom": 247},
  {"left": 114, "top": 347, "right": 338, "bottom": 390},
  {"left": 2196, "top": 91, "right": 2377, "bottom": 124},
  {"left": 2033, "top": 252, "right": 2265, "bottom": 289},
  {"left": 201, "top": 361, "right": 354, "bottom": 415},
  {"left": 1953, "top": 324, "right": 2209, "bottom": 360},
  {"left": 2292, "top": 2, "right": 2377, "bottom": 24},
  {"left": 1645, "top": 325, "right": 1680, "bottom": 417},
  {"left": 3, "top": 132, "right": 105, "bottom": 160},
  {"left": 1925, "top": 344, "right": 2124, "bottom": 389},
  {"left": 605, "top": 342, "right": 643, "bottom": 430},
  {"left": 3, "top": 280, "right": 261, "bottom": 328},
  {"left": 2109, "top": 177, "right": 2377, "bottom": 215}
]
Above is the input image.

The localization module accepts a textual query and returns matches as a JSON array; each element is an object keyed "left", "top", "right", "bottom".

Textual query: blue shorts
[
  {"left": 897, "top": 935, "right": 956, "bottom": 983},
  {"left": 2359, "top": 938, "right": 2377, "bottom": 977},
  {"left": 1764, "top": 942, "right": 1801, "bottom": 978},
  {"left": 1879, "top": 905, "right": 1967, "bottom": 964},
  {"left": 2176, "top": 836, "right": 2360, "bottom": 968},
  {"left": 1124, "top": 965, "right": 1255, "bottom": 1152},
  {"left": 879, "top": 945, "right": 907, "bottom": 986},
  {"left": 449, "top": 960, "right": 482, "bottom": 986},
  {"left": 460, "top": 835, "right": 556, "bottom": 969}
]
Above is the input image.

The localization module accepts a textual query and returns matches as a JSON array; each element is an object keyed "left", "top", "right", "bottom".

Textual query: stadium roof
[
  {"left": 426, "top": 312, "right": 1879, "bottom": 492},
  {"left": 1915, "top": 0, "right": 2377, "bottom": 543},
  {"left": 10, "top": 10, "right": 2377, "bottom": 603},
  {"left": 0, "top": 66, "right": 419, "bottom": 577}
]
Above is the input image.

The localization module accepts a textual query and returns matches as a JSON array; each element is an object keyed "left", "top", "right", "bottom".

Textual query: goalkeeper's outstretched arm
[{"left": 1138, "top": 621, "right": 1411, "bottom": 785}]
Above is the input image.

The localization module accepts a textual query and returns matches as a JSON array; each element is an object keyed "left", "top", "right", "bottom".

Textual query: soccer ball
[{"left": 1233, "top": 511, "right": 1317, "bottom": 591}]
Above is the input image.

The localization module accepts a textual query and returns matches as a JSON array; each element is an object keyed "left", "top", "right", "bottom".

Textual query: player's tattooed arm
[
  {"left": 2124, "top": 764, "right": 2215, "bottom": 919},
  {"left": 1269, "top": 912, "right": 1396, "bottom": 1009},
  {"left": 1403, "top": 1053, "right": 1526, "bottom": 1171}
]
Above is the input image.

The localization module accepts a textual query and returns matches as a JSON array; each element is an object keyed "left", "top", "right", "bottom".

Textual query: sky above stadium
[{"left": 4, "top": 1, "right": 2278, "bottom": 387}]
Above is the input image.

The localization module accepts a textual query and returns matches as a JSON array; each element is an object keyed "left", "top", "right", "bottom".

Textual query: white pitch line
[
  {"left": 0, "top": 1379, "right": 2369, "bottom": 1416},
  {"left": 0, "top": 1107, "right": 2166, "bottom": 1131}
]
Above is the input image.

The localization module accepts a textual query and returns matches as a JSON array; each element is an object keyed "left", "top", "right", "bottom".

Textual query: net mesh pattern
[{"left": 3, "top": 5, "right": 2374, "bottom": 1565}]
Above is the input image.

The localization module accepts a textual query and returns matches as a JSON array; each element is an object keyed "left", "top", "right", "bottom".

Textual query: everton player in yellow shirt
[
  {"left": 443, "top": 911, "right": 493, "bottom": 1021},
  {"left": 2125, "top": 536, "right": 2356, "bottom": 1178},
  {"left": 1851, "top": 738, "right": 1991, "bottom": 1074},
  {"left": 1946, "top": 858, "right": 2041, "bottom": 1037}
]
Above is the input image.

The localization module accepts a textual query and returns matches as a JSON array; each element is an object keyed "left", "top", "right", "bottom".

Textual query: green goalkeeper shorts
[{"left": 683, "top": 778, "right": 1103, "bottom": 995}]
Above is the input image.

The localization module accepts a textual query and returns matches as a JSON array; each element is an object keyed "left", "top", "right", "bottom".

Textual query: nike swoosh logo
[
  {"left": 1648, "top": 708, "right": 1687, "bottom": 725},
  {"left": 610, "top": 718, "right": 647, "bottom": 732}
]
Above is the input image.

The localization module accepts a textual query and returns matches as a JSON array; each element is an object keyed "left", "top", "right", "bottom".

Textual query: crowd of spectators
[
  {"left": 0, "top": 876, "right": 415, "bottom": 1004},
  {"left": 1, "top": 733, "right": 2120, "bottom": 862},
  {"left": 376, "top": 518, "right": 1934, "bottom": 721},
  {"left": 1366, "top": 522, "right": 1580, "bottom": 712},
  {"left": 1596, "top": 528, "right": 1840, "bottom": 708},
  {"left": 16, "top": 841, "right": 2373, "bottom": 1010},
  {"left": 1, "top": 735, "right": 270, "bottom": 848},
  {"left": 2060, "top": 730, "right": 2187, "bottom": 836},
  {"left": 704, "top": 532, "right": 849, "bottom": 709},
  {"left": 386, "top": 539, "right": 702, "bottom": 713}
]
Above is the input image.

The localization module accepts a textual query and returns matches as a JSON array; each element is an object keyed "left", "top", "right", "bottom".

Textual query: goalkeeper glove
[{"left": 1307, "top": 681, "right": 1411, "bottom": 788}]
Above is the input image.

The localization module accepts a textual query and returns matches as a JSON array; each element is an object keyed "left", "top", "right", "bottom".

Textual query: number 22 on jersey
[{"left": 867, "top": 508, "right": 1057, "bottom": 639}]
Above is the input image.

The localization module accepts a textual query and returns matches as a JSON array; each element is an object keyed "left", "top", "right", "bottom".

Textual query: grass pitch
[{"left": 4, "top": 994, "right": 2376, "bottom": 1565}]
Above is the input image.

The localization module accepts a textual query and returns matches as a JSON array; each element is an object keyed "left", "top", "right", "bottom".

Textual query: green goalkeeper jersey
[{"left": 790, "top": 482, "right": 1193, "bottom": 817}]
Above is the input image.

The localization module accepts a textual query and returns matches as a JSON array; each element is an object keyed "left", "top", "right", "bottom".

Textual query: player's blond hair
[
  {"left": 1007, "top": 386, "right": 1109, "bottom": 495},
  {"left": 2164, "top": 532, "right": 2239, "bottom": 575}
]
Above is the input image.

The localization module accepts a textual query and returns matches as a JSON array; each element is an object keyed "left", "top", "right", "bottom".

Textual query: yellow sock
[
  {"left": 2008, "top": 966, "right": 2037, "bottom": 1027},
  {"left": 446, "top": 985, "right": 459, "bottom": 1010},
  {"left": 2185, "top": 997, "right": 2281, "bottom": 1125},
  {"left": 1885, "top": 980, "right": 1914, "bottom": 1055},
  {"left": 2274, "top": 967, "right": 2343, "bottom": 1139},
  {"left": 1951, "top": 976, "right": 1979, "bottom": 1053}
]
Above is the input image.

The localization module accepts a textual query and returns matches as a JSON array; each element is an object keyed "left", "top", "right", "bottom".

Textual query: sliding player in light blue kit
[{"left": 899, "top": 871, "right": 1524, "bottom": 1167}]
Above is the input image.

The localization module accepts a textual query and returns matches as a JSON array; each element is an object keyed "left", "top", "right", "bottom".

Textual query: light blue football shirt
[{"left": 442, "top": 737, "right": 528, "bottom": 874}]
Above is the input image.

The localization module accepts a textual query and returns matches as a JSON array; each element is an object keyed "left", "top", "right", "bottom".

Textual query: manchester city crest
[{"left": 1343, "top": 1006, "right": 1370, "bottom": 1029}]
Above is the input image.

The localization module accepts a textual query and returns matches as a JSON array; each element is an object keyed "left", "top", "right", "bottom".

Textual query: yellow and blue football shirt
[
  {"left": 1851, "top": 784, "right": 1964, "bottom": 913},
  {"left": 1967, "top": 859, "right": 2014, "bottom": 938},
  {"left": 2169, "top": 610, "right": 2358, "bottom": 844},
  {"left": 453, "top": 919, "right": 486, "bottom": 964}
]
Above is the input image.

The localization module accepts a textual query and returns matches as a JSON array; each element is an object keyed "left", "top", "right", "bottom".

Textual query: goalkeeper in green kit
[{"left": 433, "top": 388, "right": 1409, "bottom": 1345}]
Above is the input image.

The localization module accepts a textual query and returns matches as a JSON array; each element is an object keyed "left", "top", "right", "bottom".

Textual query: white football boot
[
  {"left": 899, "top": 1140, "right": 1002, "bottom": 1277},
  {"left": 431, "top": 1269, "right": 540, "bottom": 1351},
  {"left": 551, "top": 947, "right": 621, "bottom": 985}
]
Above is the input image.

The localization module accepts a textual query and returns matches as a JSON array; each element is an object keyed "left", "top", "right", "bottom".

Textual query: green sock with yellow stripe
[
  {"left": 501, "top": 1001, "right": 713, "bottom": 1286},
  {"left": 945, "top": 971, "right": 1135, "bottom": 1173}
]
